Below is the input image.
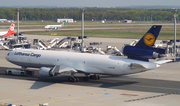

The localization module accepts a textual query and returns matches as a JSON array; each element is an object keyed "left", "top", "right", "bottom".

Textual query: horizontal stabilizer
[{"left": 155, "top": 59, "right": 172, "bottom": 67}]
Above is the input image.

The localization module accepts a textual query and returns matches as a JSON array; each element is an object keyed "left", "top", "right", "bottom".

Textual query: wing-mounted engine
[
  {"left": 39, "top": 65, "right": 60, "bottom": 77},
  {"left": 39, "top": 67, "right": 54, "bottom": 77},
  {"left": 39, "top": 64, "right": 77, "bottom": 77},
  {"left": 122, "top": 45, "right": 165, "bottom": 61}
]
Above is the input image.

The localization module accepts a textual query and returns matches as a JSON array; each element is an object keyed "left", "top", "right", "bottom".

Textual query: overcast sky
[{"left": 1, "top": 0, "right": 180, "bottom": 7}]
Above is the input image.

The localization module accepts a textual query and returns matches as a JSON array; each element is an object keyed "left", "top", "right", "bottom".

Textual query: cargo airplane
[
  {"left": 0, "top": 22, "right": 15, "bottom": 38},
  {"left": 45, "top": 21, "right": 65, "bottom": 30},
  {"left": 5, "top": 25, "right": 171, "bottom": 82}
]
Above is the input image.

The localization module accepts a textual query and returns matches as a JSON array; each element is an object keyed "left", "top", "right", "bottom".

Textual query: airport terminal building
[{"left": 55, "top": 18, "right": 74, "bottom": 23}]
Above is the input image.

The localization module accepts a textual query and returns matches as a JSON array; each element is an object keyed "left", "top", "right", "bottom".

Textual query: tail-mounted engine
[{"left": 122, "top": 45, "right": 165, "bottom": 61}]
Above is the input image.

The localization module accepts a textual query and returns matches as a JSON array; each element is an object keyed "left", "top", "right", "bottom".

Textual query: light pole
[
  {"left": 16, "top": 8, "right": 20, "bottom": 38},
  {"left": 80, "top": 8, "right": 85, "bottom": 51},
  {"left": 151, "top": 15, "right": 152, "bottom": 22},
  {"left": 171, "top": 8, "right": 179, "bottom": 57}
]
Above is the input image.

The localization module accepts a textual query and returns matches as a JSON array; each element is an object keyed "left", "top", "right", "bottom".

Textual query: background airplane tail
[
  {"left": 122, "top": 25, "right": 165, "bottom": 61},
  {"left": 61, "top": 21, "right": 65, "bottom": 27},
  {"left": 3, "top": 22, "right": 15, "bottom": 37}
]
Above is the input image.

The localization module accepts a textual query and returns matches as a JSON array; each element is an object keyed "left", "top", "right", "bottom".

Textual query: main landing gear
[
  {"left": 67, "top": 77, "right": 79, "bottom": 82},
  {"left": 83, "top": 74, "right": 100, "bottom": 81},
  {"left": 67, "top": 73, "right": 100, "bottom": 82},
  {"left": 67, "top": 72, "right": 79, "bottom": 82}
]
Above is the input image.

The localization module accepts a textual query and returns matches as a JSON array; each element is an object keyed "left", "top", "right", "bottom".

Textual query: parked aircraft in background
[
  {"left": 0, "top": 22, "right": 15, "bottom": 37},
  {"left": 45, "top": 21, "right": 65, "bottom": 30},
  {"left": 5, "top": 25, "right": 171, "bottom": 82}
]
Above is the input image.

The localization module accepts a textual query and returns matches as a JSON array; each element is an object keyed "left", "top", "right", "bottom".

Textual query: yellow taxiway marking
[
  {"left": 33, "top": 94, "right": 101, "bottom": 106},
  {"left": 162, "top": 72, "right": 180, "bottom": 76},
  {"left": 130, "top": 85, "right": 180, "bottom": 91}
]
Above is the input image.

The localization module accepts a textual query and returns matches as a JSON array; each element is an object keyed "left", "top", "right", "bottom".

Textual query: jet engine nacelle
[
  {"left": 39, "top": 67, "right": 54, "bottom": 77},
  {"left": 122, "top": 45, "right": 164, "bottom": 61}
]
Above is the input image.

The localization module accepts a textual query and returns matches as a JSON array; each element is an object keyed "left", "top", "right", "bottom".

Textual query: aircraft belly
[{"left": 7, "top": 60, "right": 30, "bottom": 67}]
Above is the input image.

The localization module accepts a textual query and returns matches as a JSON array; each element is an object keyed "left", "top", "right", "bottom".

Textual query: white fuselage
[
  {"left": 0, "top": 31, "right": 7, "bottom": 37},
  {"left": 45, "top": 25, "right": 63, "bottom": 29},
  {"left": 5, "top": 49, "right": 157, "bottom": 75}
]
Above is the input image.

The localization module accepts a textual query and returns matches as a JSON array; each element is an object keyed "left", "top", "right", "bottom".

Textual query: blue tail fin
[
  {"left": 135, "top": 25, "right": 162, "bottom": 48},
  {"left": 122, "top": 25, "right": 165, "bottom": 61}
]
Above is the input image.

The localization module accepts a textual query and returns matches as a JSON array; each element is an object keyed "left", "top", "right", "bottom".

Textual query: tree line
[{"left": 0, "top": 7, "right": 176, "bottom": 21}]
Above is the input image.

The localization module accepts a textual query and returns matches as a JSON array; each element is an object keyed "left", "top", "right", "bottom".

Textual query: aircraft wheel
[
  {"left": 68, "top": 77, "right": 71, "bottom": 82},
  {"left": 89, "top": 75, "right": 93, "bottom": 79},
  {"left": 21, "top": 72, "right": 24, "bottom": 76},
  {"left": 93, "top": 75, "right": 97, "bottom": 80},
  {"left": 75, "top": 77, "right": 79, "bottom": 82},
  {"left": 68, "top": 77, "right": 73, "bottom": 82},
  {"left": 68, "top": 77, "right": 77, "bottom": 82},
  {"left": 97, "top": 75, "right": 100, "bottom": 80},
  {"left": 72, "top": 78, "right": 76, "bottom": 82},
  {"left": 8, "top": 71, "right": 12, "bottom": 75}
]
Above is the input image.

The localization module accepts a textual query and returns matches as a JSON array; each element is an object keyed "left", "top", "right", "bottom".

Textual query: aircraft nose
[
  {"left": 5, "top": 52, "right": 10, "bottom": 61},
  {"left": 5, "top": 54, "right": 8, "bottom": 60}
]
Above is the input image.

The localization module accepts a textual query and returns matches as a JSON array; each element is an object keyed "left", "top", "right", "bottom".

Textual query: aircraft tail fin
[
  {"left": 122, "top": 25, "right": 165, "bottom": 61},
  {"left": 135, "top": 25, "right": 162, "bottom": 48},
  {"left": 3, "top": 22, "right": 15, "bottom": 37}
]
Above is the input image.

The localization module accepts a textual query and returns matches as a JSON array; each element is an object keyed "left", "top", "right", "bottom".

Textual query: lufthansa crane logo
[{"left": 143, "top": 33, "right": 155, "bottom": 46}]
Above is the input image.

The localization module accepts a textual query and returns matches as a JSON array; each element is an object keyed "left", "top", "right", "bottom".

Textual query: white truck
[{"left": 5, "top": 68, "right": 34, "bottom": 76}]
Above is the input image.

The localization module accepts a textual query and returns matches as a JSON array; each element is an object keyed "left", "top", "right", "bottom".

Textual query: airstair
[
  {"left": 49, "top": 38, "right": 59, "bottom": 48},
  {"left": 57, "top": 38, "right": 68, "bottom": 48},
  {"left": 0, "top": 42, "right": 9, "bottom": 50},
  {"left": 39, "top": 40, "right": 50, "bottom": 50}
]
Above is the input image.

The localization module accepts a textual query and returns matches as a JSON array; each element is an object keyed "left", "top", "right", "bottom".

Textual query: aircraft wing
[
  {"left": 51, "top": 64, "right": 77, "bottom": 74},
  {"left": 52, "top": 64, "right": 103, "bottom": 74}
]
